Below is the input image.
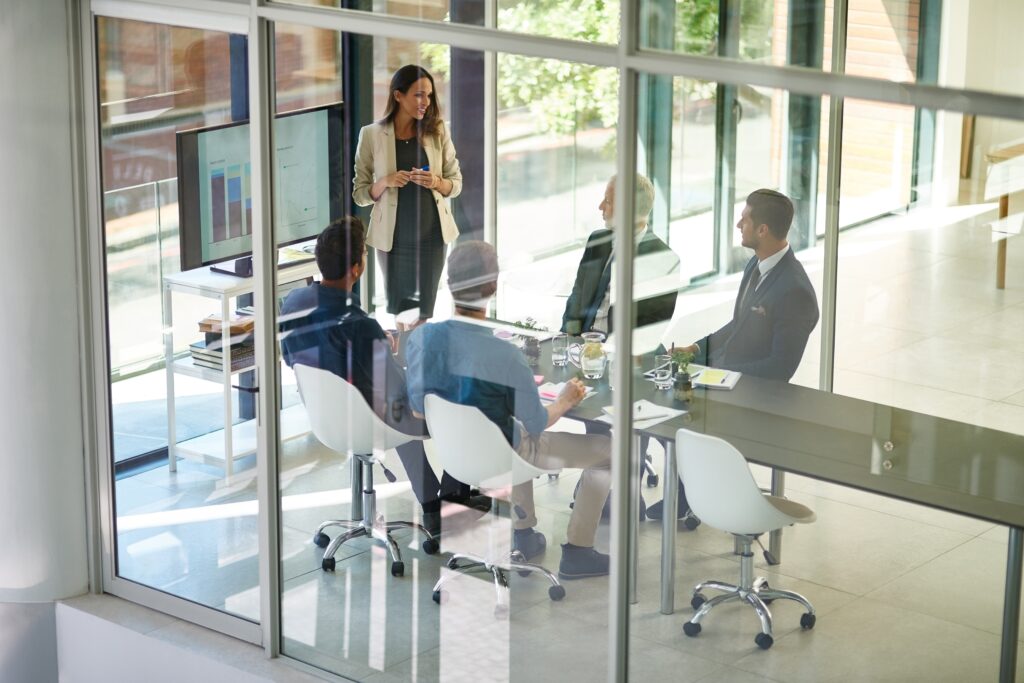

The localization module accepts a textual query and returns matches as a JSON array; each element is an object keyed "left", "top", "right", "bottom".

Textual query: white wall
[
  {"left": 0, "top": 603, "right": 58, "bottom": 683},
  {"left": 0, "top": 0, "right": 89, "bottom": 601}
]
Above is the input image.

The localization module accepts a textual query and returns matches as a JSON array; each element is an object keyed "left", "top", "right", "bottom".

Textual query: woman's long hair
[{"left": 380, "top": 64, "right": 442, "bottom": 138}]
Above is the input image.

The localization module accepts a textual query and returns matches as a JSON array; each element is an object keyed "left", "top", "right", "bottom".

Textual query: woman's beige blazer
[{"left": 352, "top": 120, "right": 463, "bottom": 252}]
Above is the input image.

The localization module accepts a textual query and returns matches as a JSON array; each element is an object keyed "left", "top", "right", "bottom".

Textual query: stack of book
[{"left": 190, "top": 315, "right": 256, "bottom": 372}]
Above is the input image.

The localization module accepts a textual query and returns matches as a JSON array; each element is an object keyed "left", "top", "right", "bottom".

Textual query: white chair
[
  {"left": 423, "top": 393, "right": 565, "bottom": 617},
  {"left": 294, "top": 364, "right": 438, "bottom": 577},
  {"left": 676, "top": 429, "right": 816, "bottom": 650}
]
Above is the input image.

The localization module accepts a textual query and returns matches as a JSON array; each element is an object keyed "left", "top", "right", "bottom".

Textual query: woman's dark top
[{"left": 388, "top": 135, "right": 445, "bottom": 317}]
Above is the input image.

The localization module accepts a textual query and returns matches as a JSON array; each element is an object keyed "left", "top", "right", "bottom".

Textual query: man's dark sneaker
[
  {"left": 558, "top": 543, "right": 610, "bottom": 580},
  {"left": 513, "top": 528, "right": 547, "bottom": 561},
  {"left": 441, "top": 492, "right": 493, "bottom": 513},
  {"left": 645, "top": 494, "right": 690, "bottom": 521}
]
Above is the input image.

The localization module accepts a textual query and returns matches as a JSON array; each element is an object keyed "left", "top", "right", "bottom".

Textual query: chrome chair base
[
  {"left": 683, "top": 536, "right": 816, "bottom": 649},
  {"left": 431, "top": 549, "right": 565, "bottom": 618},
  {"left": 314, "top": 456, "right": 437, "bottom": 577}
]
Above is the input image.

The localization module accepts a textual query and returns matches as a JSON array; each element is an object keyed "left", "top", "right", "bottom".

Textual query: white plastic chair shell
[
  {"left": 294, "top": 363, "right": 420, "bottom": 457},
  {"left": 424, "top": 393, "right": 557, "bottom": 490},
  {"left": 675, "top": 429, "right": 815, "bottom": 535}
]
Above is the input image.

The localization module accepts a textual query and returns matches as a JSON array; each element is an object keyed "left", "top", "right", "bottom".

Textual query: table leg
[
  {"left": 629, "top": 433, "right": 641, "bottom": 605},
  {"left": 350, "top": 456, "right": 364, "bottom": 521},
  {"left": 164, "top": 284, "right": 177, "bottom": 473},
  {"left": 768, "top": 469, "right": 786, "bottom": 563},
  {"left": 999, "top": 526, "right": 1023, "bottom": 683},
  {"left": 660, "top": 440, "right": 678, "bottom": 615},
  {"left": 997, "top": 194, "right": 1008, "bottom": 290},
  {"left": 221, "top": 296, "right": 234, "bottom": 478}
]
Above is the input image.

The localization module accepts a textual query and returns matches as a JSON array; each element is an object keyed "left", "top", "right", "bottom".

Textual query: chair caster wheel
[
  {"left": 682, "top": 621, "right": 701, "bottom": 637},
  {"left": 548, "top": 585, "right": 566, "bottom": 601},
  {"left": 683, "top": 516, "right": 700, "bottom": 531},
  {"left": 800, "top": 613, "right": 816, "bottom": 629},
  {"left": 494, "top": 604, "right": 509, "bottom": 619},
  {"left": 321, "top": 556, "right": 336, "bottom": 572},
  {"left": 422, "top": 538, "right": 440, "bottom": 555},
  {"left": 755, "top": 632, "right": 774, "bottom": 650},
  {"left": 432, "top": 589, "right": 447, "bottom": 605},
  {"left": 391, "top": 561, "right": 404, "bottom": 577},
  {"left": 313, "top": 532, "right": 330, "bottom": 548},
  {"left": 447, "top": 557, "right": 460, "bottom": 570},
  {"left": 646, "top": 474, "right": 659, "bottom": 488},
  {"left": 690, "top": 594, "right": 706, "bottom": 610}
]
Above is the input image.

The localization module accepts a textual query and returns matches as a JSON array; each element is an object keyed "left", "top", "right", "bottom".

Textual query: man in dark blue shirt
[
  {"left": 279, "top": 217, "right": 474, "bottom": 529},
  {"left": 407, "top": 241, "right": 613, "bottom": 581}
]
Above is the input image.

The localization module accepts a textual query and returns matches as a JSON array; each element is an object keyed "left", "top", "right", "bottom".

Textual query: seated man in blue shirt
[
  {"left": 279, "top": 217, "right": 478, "bottom": 532},
  {"left": 406, "top": 241, "right": 613, "bottom": 580}
]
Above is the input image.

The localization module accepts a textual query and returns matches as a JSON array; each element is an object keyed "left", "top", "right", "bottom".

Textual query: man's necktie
[{"left": 739, "top": 265, "right": 761, "bottom": 309}]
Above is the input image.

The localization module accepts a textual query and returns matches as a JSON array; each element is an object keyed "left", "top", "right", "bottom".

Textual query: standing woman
[{"left": 353, "top": 64, "right": 462, "bottom": 326}]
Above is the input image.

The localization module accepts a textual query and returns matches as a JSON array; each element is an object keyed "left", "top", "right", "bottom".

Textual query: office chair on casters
[
  {"left": 294, "top": 364, "right": 438, "bottom": 577},
  {"left": 675, "top": 429, "right": 816, "bottom": 650},
  {"left": 423, "top": 394, "right": 566, "bottom": 618}
]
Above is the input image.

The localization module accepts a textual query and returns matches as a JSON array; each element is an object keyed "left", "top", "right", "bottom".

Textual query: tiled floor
[{"left": 113, "top": 195, "right": 1024, "bottom": 681}]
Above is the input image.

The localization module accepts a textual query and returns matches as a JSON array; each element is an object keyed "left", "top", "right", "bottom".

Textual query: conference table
[{"left": 532, "top": 339, "right": 1024, "bottom": 682}]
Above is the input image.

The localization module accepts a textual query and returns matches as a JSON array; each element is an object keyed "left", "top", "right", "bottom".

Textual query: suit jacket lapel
[
  {"left": 747, "top": 249, "right": 792, "bottom": 306},
  {"left": 379, "top": 121, "right": 396, "bottom": 174}
]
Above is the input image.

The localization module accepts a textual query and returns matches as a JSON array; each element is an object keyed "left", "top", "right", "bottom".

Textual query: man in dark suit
[
  {"left": 562, "top": 173, "right": 680, "bottom": 336},
  {"left": 647, "top": 188, "right": 820, "bottom": 520},
  {"left": 279, "top": 217, "right": 481, "bottom": 534}
]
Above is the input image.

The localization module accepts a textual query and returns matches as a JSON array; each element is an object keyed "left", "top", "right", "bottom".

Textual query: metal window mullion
[
  {"left": 249, "top": 10, "right": 281, "bottom": 656},
  {"left": 608, "top": 3, "right": 638, "bottom": 681},
  {"left": 256, "top": 1, "right": 1024, "bottom": 123},
  {"left": 819, "top": 0, "right": 849, "bottom": 393},
  {"left": 259, "top": 2, "right": 620, "bottom": 67},
  {"left": 484, "top": 0, "right": 497, "bottom": 246},
  {"left": 90, "top": 0, "right": 249, "bottom": 33},
  {"left": 76, "top": 0, "right": 110, "bottom": 595}
]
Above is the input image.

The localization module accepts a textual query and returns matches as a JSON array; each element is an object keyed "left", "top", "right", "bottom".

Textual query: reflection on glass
[
  {"left": 834, "top": 108, "right": 1024, "bottom": 438},
  {"left": 100, "top": 16, "right": 263, "bottom": 619},
  {"left": 277, "top": 34, "right": 615, "bottom": 682},
  {"left": 495, "top": 54, "right": 618, "bottom": 326}
]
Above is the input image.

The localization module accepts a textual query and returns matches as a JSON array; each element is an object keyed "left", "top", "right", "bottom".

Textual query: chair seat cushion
[{"left": 765, "top": 495, "right": 816, "bottom": 524}]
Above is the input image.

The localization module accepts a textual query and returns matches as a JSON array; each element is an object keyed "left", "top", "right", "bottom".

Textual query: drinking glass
[
  {"left": 551, "top": 333, "right": 569, "bottom": 366},
  {"left": 653, "top": 354, "right": 673, "bottom": 389},
  {"left": 580, "top": 332, "right": 606, "bottom": 379}
]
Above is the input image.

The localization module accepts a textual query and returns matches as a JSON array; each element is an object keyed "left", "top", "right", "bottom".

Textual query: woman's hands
[
  {"left": 370, "top": 171, "right": 410, "bottom": 201},
  {"left": 408, "top": 168, "right": 438, "bottom": 190},
  {"left": 372, "top": 168, "right": 448, "bottom": 201}
]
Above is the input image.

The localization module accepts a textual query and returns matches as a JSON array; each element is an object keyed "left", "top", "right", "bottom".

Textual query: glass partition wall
[
  {"left": 270, "top": 29, "right": 619, "bottom": 679},
  {"left": 90, "top": 1, "right": 1024, "bottom": 681}
]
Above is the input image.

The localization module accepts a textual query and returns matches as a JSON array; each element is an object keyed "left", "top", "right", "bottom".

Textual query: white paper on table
[
  {"left": 595, "top": 399, "right": 687, "bottom": 429},
  {"left": 538, "top": 381, "right": 596, "bottom": 404}
]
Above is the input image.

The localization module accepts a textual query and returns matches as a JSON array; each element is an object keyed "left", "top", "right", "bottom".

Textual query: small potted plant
[
  {"left": 671, "top": 349, "right": 695, "bottom": 403},
  {"left": 513, "top": 317, "right": 544, "bottom": 367}
]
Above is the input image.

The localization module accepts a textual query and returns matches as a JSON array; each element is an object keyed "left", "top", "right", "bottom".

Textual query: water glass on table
[
  {"left": 653, "top": 353, "right": 673, "bottom": 390},
  {"left": 551, "top": 333, "right": 569, "bottom": 367}
]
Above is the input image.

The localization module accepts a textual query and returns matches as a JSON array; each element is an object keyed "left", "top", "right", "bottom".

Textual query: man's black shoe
[
  {"left": 441, "top": 492, "right": 493, "bottom": 513},
  {"left": 645, "top": 494, "right": 690, "bottom": 521},
  {"left": 513, "top": 528, "right": 547, "bottom": 560},
  {"left": 558, "top": 543, "right": 610, "bottom": 580}
]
